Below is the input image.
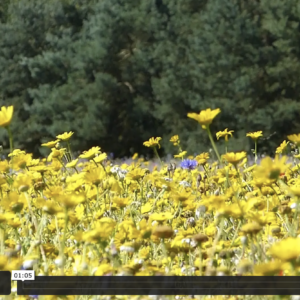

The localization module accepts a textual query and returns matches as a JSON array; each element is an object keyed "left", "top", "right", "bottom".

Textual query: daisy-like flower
[
  {"left": 246, "top": 131, "right": 263, "bottom": 140},
  {"left": 222, "top": 152, "right": 247, "bottom": 166},
  {"left": 170, "top": 135, "right": 180, "bottom": 146},
  {"left": 56, "top": 131, "right": 74, "bottom": 141},
  {"left": 143, "top": 137, "right": 162, "bottom": 149},
  {"left": 94, "top": 152, "right": 107, "bottom": 163},
  {"left": 287, "top": 134, "right": 300, "bottom": 146},
  {"left": 174, "top": 151, "right": 187, "bottom": 158},
  {"left": 180, "top": 159, "right": 198, "bottom": 170},
  {"left": 79, "top": 146, "right": 101, "bottom": 160},
  {"left": 41, "top": 140, "right": 60, "bottom": 148},
  {"left": 195, "top": 153, "right": 209, "bottom": 165},
  {"left": 65, "top": 158, "right": 79, "bottom": 168},
  {"left": 187, "top": 108, "right": 221, "bottom": 129},
  {"left": 216, "top": 128, "right": 234, "bottom": 141},
  {"left": 269, "top": 237, "right": 300, "bottom": 261},
  {"left": 254, "top": 155, "right": 290, "bottom": 181},
  {"left": 0, "top": 106, "right": 13, "bottom": 128},
  {"left": 8, "top": 149, "right": 26, "bottom": 157},
  {"left": 276, "top": 140, "right": 289, "bottom": 154}
]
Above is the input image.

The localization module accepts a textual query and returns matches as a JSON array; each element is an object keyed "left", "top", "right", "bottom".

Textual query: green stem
[
  {"left": 153, "top": 147, "right": 163, "bottom": 167},
  {"left": 6, "top": 126, "right": 13, "bottom": 155},
  {"left": 66, "top": 140, "right": 72, "bottom": 162},
  {"left": 60, "top": 207, "right": 69, "bottom": 275},
  {"left": 254, "top": 140, "right": 258, "bottom": 164},
  {"left": 100, "top": 162, "right": 108, "bottom": 177},
  {"left": 206, "top": 126, "right": 221, "bottom": 164}
]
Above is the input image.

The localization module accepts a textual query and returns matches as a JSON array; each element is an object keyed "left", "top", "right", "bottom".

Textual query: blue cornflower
[{"left": 180, "top": 159, "right": 198, "bottom": 170}]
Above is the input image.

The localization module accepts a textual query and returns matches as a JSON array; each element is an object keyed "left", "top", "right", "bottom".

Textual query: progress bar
[{"left": 17, "top": 276, "right": 300, "bottom": 295}]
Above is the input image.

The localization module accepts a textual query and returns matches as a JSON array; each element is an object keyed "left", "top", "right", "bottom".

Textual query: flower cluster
[{"left": 0, "top": 105, "right": 299, "bottom": 300}]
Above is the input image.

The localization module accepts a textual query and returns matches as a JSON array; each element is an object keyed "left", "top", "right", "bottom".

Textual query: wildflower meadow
[{"left": 1, "top": 105, "right": 300, "bottom": 300}]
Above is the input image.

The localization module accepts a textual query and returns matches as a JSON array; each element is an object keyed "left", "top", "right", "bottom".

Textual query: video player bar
[
  {"left": 18, "top": 276, "right": 300, "bottom": 295},
  {"left": 0, "top": 271, "right": 11, "bottom": 295}
]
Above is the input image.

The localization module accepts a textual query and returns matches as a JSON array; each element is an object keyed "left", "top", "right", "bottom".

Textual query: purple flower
[{"left": 180, "top": 159, "right": 198, "bottom": 170}]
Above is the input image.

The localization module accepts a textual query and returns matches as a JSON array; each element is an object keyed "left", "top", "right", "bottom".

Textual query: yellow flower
[
  {"left": 94, "top": 152, "right": 107, "bottom": 163},
  {"left": 8, "top": 149, "right": 26, "bottom": 157},
  {"left": 47, "top": 148, "right": 66, "bottom": 161},
  {"left": 141, "top": 203, "right": 152, "bottom": 214},
  {"left": 11, "top": 153, "right": 32, "bottom": 171},
  {"left": 290, "top": 186, "right": 300, "bottom": 197},
  {"left": 139, "top": 247, "right": 151, "bottom": 259},
  {"left": 150, "top": 212, "right": 173, "bottom": 222},
  {"left": 0, "top": 160, "right": 9, "bottom": 173},
  {"left": 0, "top": 106, "right": 13, "bottom": 128},
  {"left": 240, "top": 222, "right": 262, "bottom": 235},
  {"left": 174, "top": 151, "right": 187, "bottom": 158},
  {"left": 84, "top": 167, "right": 105, "bottom": 186},
  {"left": 79, "top": 146, "right": 101, "bottom": 160},
  {"left": 56, "top": 131, "right": 74, "bottom": 141},
  {"left": 253, "top": 261, "right": 283, "bottom": 276},
  {"left": 170, "top": 135, "right": 180, "bottom": 146},
  {"left": 288, "top": 134, "right": 300, "bottom": 146},
  {"left": 126, "top": 168, "right": 146, "bottom": 181},
  {"left": 43, "top": 201, "right": 63, "bottom": 215},
  {"left": 41, "top": 140, "right": 60, "bottom": 148},
  {"left": 82, "top": 226, "right": 114, "bottom": 243},
  {"left": 57, "top": 193, "right": 85, "bottom": 209},
  {"left": 132, "top": 153, "right": 138, "bottom": 160},
  {"left": 222, "top": 152, "right": 247, "bottom": 166},
  {"left": 254, "top": 155, "right": 289, "bottom": 181},
  {"left": 14, "top": 174, "right": 32, "bottom": 192},
  {"left": 195, "top": 152, "right": 209, "bottom": 165},
  {"left": 187, "top": 108, "right": 221, "bottom": 129},
  {"left": 269, "top": 237, "right": 300, "bottom": 261},
  {"left": 112, "top": 197, "right": 131, "bottom": 208},
  {"left": 276, "top": 140, "right": 289, "bottom": 154},
  {"left": 94, "top": 263, "right": 113, "bottom": 276},
  {"left": 171, "top": 190, "right": 193, "bottom": 203},
  {"left": 143, "top": 137, "right": 162, "bottom": 149},
  {"left": 216, "top": 128, "right": 234, "bottom": 141},
  {"left": 246, "top": 131, "right": 263, "bottom": 140},
  {"left": 65, "top": 158, "right": 79, "bottom": 168}
]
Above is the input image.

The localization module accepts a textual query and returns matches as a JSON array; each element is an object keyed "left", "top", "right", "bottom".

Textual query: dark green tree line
[{"left": 1, "top": 0, "right": 300, "bottom": 158}]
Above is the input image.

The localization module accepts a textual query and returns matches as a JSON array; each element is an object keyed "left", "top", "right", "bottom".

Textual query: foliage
[{"left": 1, "top": 0, "right": 300, "bottom": 158}]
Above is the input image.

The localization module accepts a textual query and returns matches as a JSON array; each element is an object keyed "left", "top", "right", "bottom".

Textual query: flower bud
[
  {"left": 192, "top": 233, "right": 209, "bottom": 245},
  {"left": 153, "top": 226, "right": 174, "bottom": 239},
  {"left": 19, "top": 185, "right": 29, "bottom": 193}
]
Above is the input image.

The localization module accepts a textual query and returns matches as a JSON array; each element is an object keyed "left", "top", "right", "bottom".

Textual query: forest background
[{"left": 1, "top": 0, "right": 300, "bottom": 159}]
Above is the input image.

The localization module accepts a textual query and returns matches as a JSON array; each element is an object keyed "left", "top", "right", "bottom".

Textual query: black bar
[
  {"left": 17, "top": 276, "right": 300, "bottom": 295},
  {"left": 0, "top": 271, "right": 11, "bottom": 295}
]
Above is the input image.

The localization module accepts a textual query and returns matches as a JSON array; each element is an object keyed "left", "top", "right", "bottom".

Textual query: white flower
[
  {"left": 120, "top": 245, "right": 135, "bottom": 253},
  {"left": 291, "top": 202, "right": 297, "bottom": 209},
  {"left": 179, "top": 181, "right": 191, "bottom": 187},
  {"left": 240, "top": 236, "right": 247, "bottom": 245},
  {"left": 164, "top": 177, "right": 172, "bottom": 182},
  {"left": 110, "top": 166, "right": 120, "bottom": 174},
  {"left": 22, "top": 259, "right": 36, "bottom": 269},
  {"left": 54, "top": 257, "right": 64, "bottom": 267},
  {"left": 217, "top": 271, "right": 226, "bottom": 276},
  {"left": 190, "top": 240, "right": 197, "bottom": 248},
  {"left": 181, "top": 238, "right": 191, "bottom": 244}
]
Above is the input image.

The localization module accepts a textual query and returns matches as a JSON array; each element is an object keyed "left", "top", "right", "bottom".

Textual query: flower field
[{"left": 1, "top": 106, "right": 300, "bottom": 300}]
